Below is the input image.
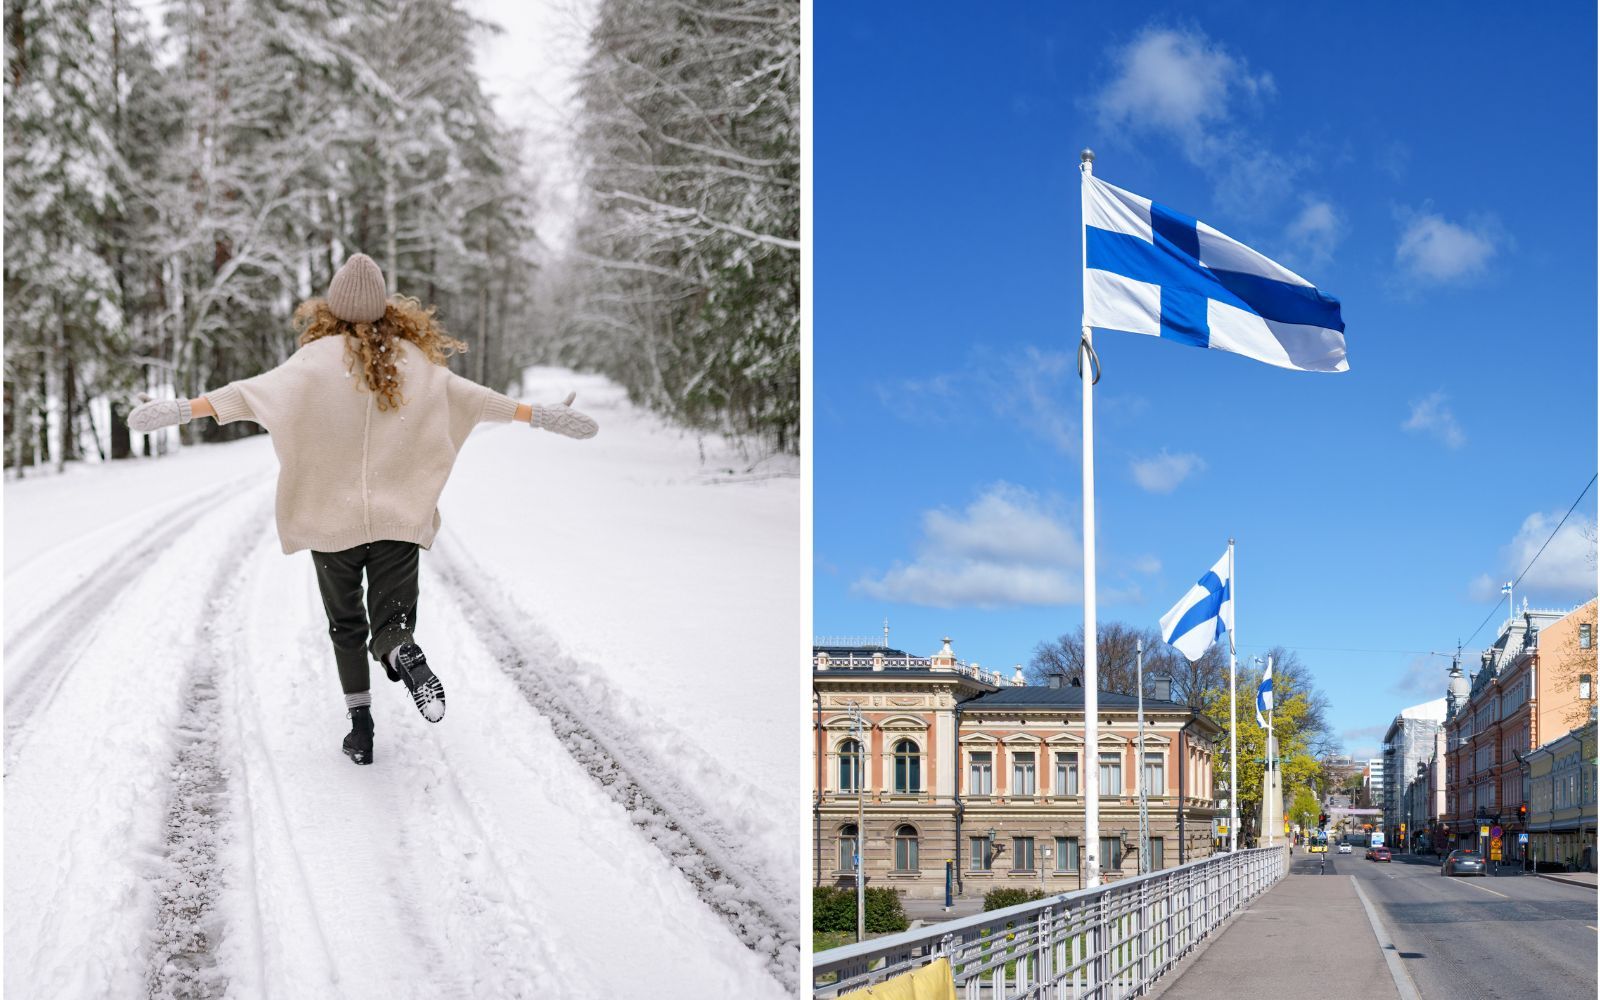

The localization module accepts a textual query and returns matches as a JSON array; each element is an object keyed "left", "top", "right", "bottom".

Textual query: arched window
[
  {"left": 894, "top": 739, "right": 921, "bottom": 793},
  {"left": 838, "top": 739, "right": 863, "bottom": 791},
  {"left": 839, "top": 824, "right": 859, "bottom": 871},
  {"left": 894, "top": 824, "right": 919, "bottom": 871}
]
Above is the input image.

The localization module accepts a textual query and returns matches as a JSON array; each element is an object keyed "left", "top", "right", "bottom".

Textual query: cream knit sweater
[{"left": 207, "top": 335, "right": 518, "bottom": 554}]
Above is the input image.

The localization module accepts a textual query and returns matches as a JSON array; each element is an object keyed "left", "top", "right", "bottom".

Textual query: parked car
[
  {"left": 1338, "top": 843, "right": 1352, "bottom": 854},
  {"left": 1442, "top": 849, "right": 1487, "bottom": 877},
  {"left": 1370, "top": 846, "right": 1392, "bottom": 862}
]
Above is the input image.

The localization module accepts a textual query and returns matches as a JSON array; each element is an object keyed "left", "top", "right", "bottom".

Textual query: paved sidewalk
[
  {"left": 1147, "top": 868, "right": 1404, "bottom": 1000},
  {"left": 901, "top": 897, "right": 986, "bottom": 924},
  {"left": 1532, "top": 869, "right": 1597, "bottom": 889}
]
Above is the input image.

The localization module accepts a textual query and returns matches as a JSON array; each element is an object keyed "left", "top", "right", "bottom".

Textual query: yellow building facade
[{"left": 813, "top": 640, "right": 1224, "bottom": 900}]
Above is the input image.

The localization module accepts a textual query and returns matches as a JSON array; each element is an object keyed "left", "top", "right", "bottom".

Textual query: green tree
[
  {"left": 1203, "top": 648, "right": 1333, "bottom": 843},
  {"left": 1289, "top": 785, "right": 1319, "bottom": 834}
]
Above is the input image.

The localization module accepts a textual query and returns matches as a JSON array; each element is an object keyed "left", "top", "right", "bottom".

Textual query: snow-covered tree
[
  {"left": 5, "top": 0, "right": 128, "bottom": 472},
  {"left": 560, "top": 0, "right": 799, "bottom": 452},
  {"left": 5, "top": 0, "right": 558, "bottom": 469}
]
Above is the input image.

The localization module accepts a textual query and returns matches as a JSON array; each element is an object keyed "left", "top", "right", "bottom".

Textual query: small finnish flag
[
  {"left": 1083, "top": 173, "right": 1348, "bottom": 373},
  {"left": 1256, "top": 659, "right": 1273, "bottom": 728},
  {"left": 1159, "top": 550, "right": 1233, "bottom": 662}
]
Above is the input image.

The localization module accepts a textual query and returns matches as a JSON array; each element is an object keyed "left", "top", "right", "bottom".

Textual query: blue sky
[{"left": 814, "top": 2, "right": 1598, "bottom": 761}]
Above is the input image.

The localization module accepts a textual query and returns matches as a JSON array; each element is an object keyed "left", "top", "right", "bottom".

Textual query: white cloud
[
  {"left": 1131, "top": 554, "right": 1162, "bottom": 576},
  {"left": 880, "top": 347, "right": 1080, "bottom": 453},
  {"left": 1342, "top": 724, "right": 1389, "bottom": 743},
  {"left": 875, "top": 373, "right": 959, "bottom": 422},
  {"left": 1130, "top": 450, "right": 1206, "bottom": 493},
  {"left": 1389, "top": 656, "right": 1449, "bottom": 697},
  {"left": 1395, "top": 210, "right": 1497, "bottom": 284},
  {"left": 854, "top": 483, "right": 1082, "bottom": 608},
  {"left": 1402, "top": 391, "right": 1465, "bottom": 449},
  {"left": 1093, "top": 27, "right": 1271, "bottom": 147},
  {"left": 1090, "top": 26, "right": 1299, "bottom": 218},
  {"left": 1505, "top": 510, "right": 1598, "bottom": 597},
  {"left": 990, "top": 347, "right": 1078, "bottom": 454},
  {"left": 1283, "top": 197, "right": 1344, "bottom": 269},
  {"left": 1468, "top": 509, "right": 1598, "bottom": 605}
]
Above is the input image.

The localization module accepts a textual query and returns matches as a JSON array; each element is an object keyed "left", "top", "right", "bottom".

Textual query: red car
[{"left": 1370, "top": 846, "right": 1392, "bottom": 862}]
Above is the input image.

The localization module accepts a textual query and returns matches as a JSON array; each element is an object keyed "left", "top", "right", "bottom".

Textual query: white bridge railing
[{"left": 813, "top": 845, "right": 1287, "bottom": 999}]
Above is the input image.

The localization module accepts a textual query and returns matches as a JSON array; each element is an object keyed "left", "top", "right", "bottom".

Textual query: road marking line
[
  {"left": 1456, "top": 879, "right": 1509, "bottom": 899},
  {"left": 1588, "top": 925, "right": 1597, "bottom": 931},
  {"left": 1350, "top": 876, "right": 1422, "bottom": 1000}
]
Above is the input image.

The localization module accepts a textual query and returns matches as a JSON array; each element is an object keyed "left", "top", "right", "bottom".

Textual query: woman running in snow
[{"left": 127, "top": 253, "right": 597, "bottom": 765}]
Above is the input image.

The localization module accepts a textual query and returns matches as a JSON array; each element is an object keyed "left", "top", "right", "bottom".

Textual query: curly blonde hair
[{"left": 293, "top": 295, "right": 469, "bottom": 411}]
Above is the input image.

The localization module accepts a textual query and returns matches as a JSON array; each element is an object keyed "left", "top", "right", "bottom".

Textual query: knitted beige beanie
[{"left": 327, "top": 253, "right": 388, "bottom": 323}]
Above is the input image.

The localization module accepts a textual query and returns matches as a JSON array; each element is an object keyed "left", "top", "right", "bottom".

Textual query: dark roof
[
  {"left": 814, "top": 645, "right": 913, "bottom": 657},
  {"left": 963, "top": 686, "right": 1195, "bottom": 712}
]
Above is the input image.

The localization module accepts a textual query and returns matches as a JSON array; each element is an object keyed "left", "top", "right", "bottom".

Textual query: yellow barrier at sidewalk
[{"left": 838, "top": 958, "right": 957, "bottom": 1000}]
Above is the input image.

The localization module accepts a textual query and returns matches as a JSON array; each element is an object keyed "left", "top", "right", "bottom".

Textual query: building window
[
  {"left": 969, "top": 837, "right": 993, "bottom": 872},
  {"left": 1143, "top": 752, "right": 1165, "bottom": 796},
  {"left": 1013, "top": 837, "right": 1035, "bottom": 871},
  {"left": 838, "top": 739, "right": 864, "bottom": 792},
  {"left": 1055, "top": 836, "right": 1079, "bottom": 872},
  {"left": 969, "top": 751, "right": 993, "bottom": 795},
  {"left": 893, "top": 739, "right": 921, "bottom": 793},
  {"left": 894, "top": 825, "right": 919, "bottom": 872},
  {"left": 1055, "top": 751, "right": 1080, "bottom": 795},
  {"left": 1582, "top": 623, "right": 1593, "bottom": 650},
  {"left": 1012, "top": 752, "right": 1037, "bottom": 796},
  {"left": 838, "top": 824, "right": 858, "bottom": 871},
  {"left": 1149, "top": 837, "right": 1165, "bottom": 870},
  {"left": 1099, "top": 836, "right": 1123, "bottom": 871},
  {"left": 1100, "top": 752, "right": 1123, "bottom": 797}
]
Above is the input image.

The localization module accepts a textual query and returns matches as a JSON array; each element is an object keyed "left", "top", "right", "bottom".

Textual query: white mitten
[
  {"left": 127, "top": 393, "right": 192, "bottom": 433},
  {"left": 529, "top": 392, "right": 598, "bottom": 440}
]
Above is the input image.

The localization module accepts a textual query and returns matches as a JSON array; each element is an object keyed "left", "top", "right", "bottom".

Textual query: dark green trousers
[{"left": 311, "top": 541, "right": 420, "bottom": 695}]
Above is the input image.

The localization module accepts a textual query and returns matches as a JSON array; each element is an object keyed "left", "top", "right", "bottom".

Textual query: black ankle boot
[
  {"left": 343, "top": 704, "right": 375, "bottom": 765},
  {"left": 390, "top": 643, "right": 446, "bottom": 723}
]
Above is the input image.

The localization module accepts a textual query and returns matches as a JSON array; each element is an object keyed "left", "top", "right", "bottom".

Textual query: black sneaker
[
  {"left": 343, "top": 705, "right": 375, "bottom": 765},
  {"left": 389, "top": 643, "right": 445, "bottom": 723}
]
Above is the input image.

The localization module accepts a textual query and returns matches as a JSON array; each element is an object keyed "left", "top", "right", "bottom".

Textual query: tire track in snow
[
  {"left": 429, "top": 542, "right": 799, "bottom": 988},
  {"left": 142, "top": 501, "right": 276, "bottom": 1000},
  {"left": 3, "top": 472, "right": 268, "bottom": 772},
  {"left": 221, "top": 541, "right": 564, "bottom": 998}
]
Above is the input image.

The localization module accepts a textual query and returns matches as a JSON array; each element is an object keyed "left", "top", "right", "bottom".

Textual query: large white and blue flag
[
  {"left": 1256, "top": 658, "right": 1274, "bottom": 728},
  {"left": 1083, "top": 174, "right": 1348, "bottom": 373},
  {"left": 1159, "top": 550, "right": 1233, "bottom": 662}
]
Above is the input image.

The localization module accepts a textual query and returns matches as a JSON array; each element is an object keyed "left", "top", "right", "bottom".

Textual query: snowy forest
[{"left": 3, "top": 0, "right": 801, "bottom": 476}]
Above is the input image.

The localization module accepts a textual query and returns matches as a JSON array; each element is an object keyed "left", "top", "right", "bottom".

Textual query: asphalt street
[{"left": 1336, "top": 852, "right": 1597, "bottom": 1000}]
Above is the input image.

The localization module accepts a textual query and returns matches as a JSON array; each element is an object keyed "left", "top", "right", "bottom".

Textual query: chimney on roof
[
  {"left": 1048, "top": 672, "right": 1065, "bottom": 689},
  {"left": 1151, "top": 674, "right": 1172, "bottom": 701}
]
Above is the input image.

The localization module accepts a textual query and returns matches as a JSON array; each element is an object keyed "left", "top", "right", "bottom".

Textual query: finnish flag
[
  {"left": 1159, "top": 550, "right": 1233, "bottom": 662},
  {"left": 1256, "top": 659, "right": 1274, "bottom": 728},
  {"left": 1083, "top": 174, "right": 1348, "bottom": 373}
]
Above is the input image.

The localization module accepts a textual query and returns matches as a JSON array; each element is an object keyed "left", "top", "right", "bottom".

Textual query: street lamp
[{"left": 848, "top": 702, "right": 866, "bottom": 942}]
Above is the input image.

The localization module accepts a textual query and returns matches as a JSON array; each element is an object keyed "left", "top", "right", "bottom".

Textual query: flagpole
[
  {"left": 1229, "top": 537, "right": 1238, "bottom": 852},
  {"left": 1266, "top": 654, "right": 1275, "bottom": 845},
  {"left": 1080, "top": 148, "right": 1101, "bottom": 887}
]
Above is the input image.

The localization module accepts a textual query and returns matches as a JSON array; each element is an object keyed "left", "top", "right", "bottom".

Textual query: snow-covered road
[{"left": 4, "top": 368, "right": 800, "bottom": 999}]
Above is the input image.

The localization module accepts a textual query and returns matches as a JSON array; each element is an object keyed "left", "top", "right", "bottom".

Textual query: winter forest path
[{"left": 4, "top": 394, "right": 797, "bottom": 998}]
